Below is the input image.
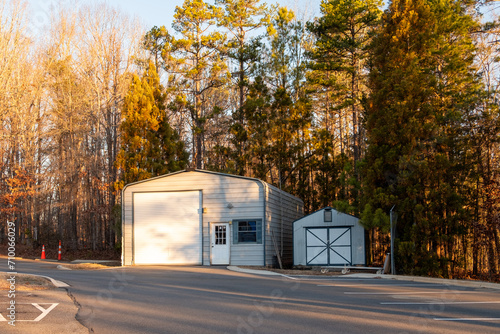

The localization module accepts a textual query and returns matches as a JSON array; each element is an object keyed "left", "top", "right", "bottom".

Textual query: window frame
[{"left": 232, "top": 219, "right": 263, "bottom": 245}]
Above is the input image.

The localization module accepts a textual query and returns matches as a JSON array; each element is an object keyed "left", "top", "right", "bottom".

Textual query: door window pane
[{"left": 215, "top": 225, "right": 226, "bottom": 245}]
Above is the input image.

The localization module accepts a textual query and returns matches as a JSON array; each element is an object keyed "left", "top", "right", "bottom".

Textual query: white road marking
[
  {"left": 344, "top": 291, "right": 475, "bottom": 295},
  {"left": 0, "top": 303, "right": 58, "bottom": 322},
  {"left": 297, "top": 277, "right": 383, "bottom": 280},
  {"left": 381, "top": 301, "right": 500, "bottom": 305},
  {"left": 32, "top": 303, "right": 58, "bottom": 321},
  {"left": 280, "top": 274, "right": 299, "bottom": 280},
  {"left": 434, "top": 318, "right": 500, "bottom": 321},
  {"left": 318, "top": 284, "right": 434, "bottom": 287}
]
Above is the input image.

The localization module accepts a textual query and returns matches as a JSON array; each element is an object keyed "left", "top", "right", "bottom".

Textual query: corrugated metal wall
[{"left": 265, "top": 184, "right": 304, "bottom": 267}]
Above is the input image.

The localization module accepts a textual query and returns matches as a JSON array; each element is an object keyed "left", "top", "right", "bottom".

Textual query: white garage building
[
  {"left": 293, "top": 207, "right": 366, "bottom": 266},
  {"left": 121, "top": 169, "right": 303, "bottom": 266}
]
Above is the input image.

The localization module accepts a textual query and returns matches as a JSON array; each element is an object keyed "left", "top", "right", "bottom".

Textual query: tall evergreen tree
[
  {"left": 265, "top": 7, "right": 312, "bottom": 195},
  {"left": 245, "top": 75, "right": 273, "bottom": 180},
  {"left": 364, "top": 0, "right": 482, "bottom": 275},
  {"left": 308, "top": 0, "right": 381, "bottom": 165},
  {"left": 307, "top": 0, "right": 382, "bottom": 213},
  {"left": 170, "top": 0, "right": 229, "bottom": 169},
  {"left": 216, "top": 0, "right": 269, "bottom": 175},
  {"left": 242, "top": 7, "right": 313, "bottom": 201},
  {"left": 115, "top": 62, "right": 188, "bottom": 189},
  {"left": 142, "top": 26, "right": 171, "bottom": 75}
]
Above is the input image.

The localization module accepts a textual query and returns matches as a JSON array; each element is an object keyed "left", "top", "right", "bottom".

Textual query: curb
[
  {"left": 35, "top": 259, "right": 63, "bottom": 263},
  {"left": 56, "top": 261, "right": 122, "bottom": 271},
  {"left": 227, "top": 266, "right": 500, "bottom": 290},
  {"left": 227, "top": 266, "right": 283, "bottom": 276},
  {"left": 37, "top": 274, "right": 70, "bottom": 288},
  {"left": 384, "top": 274, "right": 500, "bottom": 290},
  {"left": 56, "top": 264, "right": 119, "bottom": 271},
  {"left": 0, "top": 271, "right": 70, "bottom": 288},
  {"left": 71, "top": 259, "right": 119, "bottom": 264},
  {"left": 57, "top": 265, "right": 72, "bottom": 271}
]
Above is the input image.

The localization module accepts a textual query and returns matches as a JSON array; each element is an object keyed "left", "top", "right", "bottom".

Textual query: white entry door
[{"left": 211, "top": 223, "right": 230, "bottom": 265}]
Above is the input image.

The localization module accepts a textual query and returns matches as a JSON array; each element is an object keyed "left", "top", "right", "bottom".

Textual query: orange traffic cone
[
  {"left": 41, "top": 245, "right": 46, "bottom": 259},
  {"left": 58, "top": 241, "right": 62, "bottom": 261}
]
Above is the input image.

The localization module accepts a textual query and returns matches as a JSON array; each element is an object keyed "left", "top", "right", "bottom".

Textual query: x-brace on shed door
[{"left": 305, "top": 227, "right": 352, "bottom": 265}]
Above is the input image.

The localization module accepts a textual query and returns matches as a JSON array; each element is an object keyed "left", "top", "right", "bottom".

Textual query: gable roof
[
  {"left": 121, "top": 169, "right": 303, "bottom": 203},
  {"left": 293, "top": 207, "right": 359, "bottom": 225}
]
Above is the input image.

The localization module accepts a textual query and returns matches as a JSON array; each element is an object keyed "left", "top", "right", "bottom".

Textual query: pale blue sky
[
  {"left": 25, "top": 0, "right": 498, "bottom": 39},
  {"left": 26, "top": 0, "right": 324, "bottom": 32},
  {"left": 103, "top": 0, "right": 186, "bottom": 28},
  {"left": 103, "top": 0, "right": 323, "bottom": 28}
]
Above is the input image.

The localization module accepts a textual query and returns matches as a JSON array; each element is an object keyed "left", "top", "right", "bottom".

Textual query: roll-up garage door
[
  {"left": 306, "top": 227, "right": 352, "bottom": 265},
  {"left": 133, "top": 191, "right": 201, "bottom": 265}
]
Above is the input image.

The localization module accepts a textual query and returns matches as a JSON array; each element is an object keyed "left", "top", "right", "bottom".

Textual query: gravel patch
[{"left": 0, "top": 273, "right": 54, "bottom": 291}]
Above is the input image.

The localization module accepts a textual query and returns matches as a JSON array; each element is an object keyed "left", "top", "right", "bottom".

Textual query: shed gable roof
[{"left": 293, "top": 207, "right": 359, "bottom": 225}]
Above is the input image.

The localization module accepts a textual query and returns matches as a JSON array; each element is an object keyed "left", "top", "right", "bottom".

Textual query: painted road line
[
  {"left": 318, "top": 284, "right": 436, "bottom": 287},
  {"left": 32, "top": 303, "right": 58, "bottom": 321},
  {"left": 0, "top": 303, "right": 58, "bottom": 322},
  {"left": 295, "top": 277, "right": 383, "bottom": 280},
  {"left": 434, "top": 318, "right": 500, "bottom": 321},
  {"left": 344, "top": 291, "right": 476, "bottom": 295},
  {"left": 381, "top": 301, "right": 500, "bottom": 305}
]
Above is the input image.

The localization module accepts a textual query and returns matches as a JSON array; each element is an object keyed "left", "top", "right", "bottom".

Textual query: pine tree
[
  {"left": 216, "top": 0, "right": 269, "bottom": 175},
  {"left": 242, "top": 7, "right": 313, "bottom": 200},
  {"left": 115, "top": 62, "right": 188, "bottom": 189},
  {"left": 142, "top": 26, "right": 171, "bottom": 75},
  {"left": 365, "top": 0, "right": 482, "bottom": 275},
  {"left": 309, "top": 0, "right": 381, "bottom": 162},
  {"left": 307, "top": 0, "right": 382, "bottom": 213},
  {"left": 265, "top": 7, "right": 312, "bottom": 194},
  {"left": 245, "top": 75, "right": 273, "bottom": 181},
  {"left": 170, "top": 0, "right": 229, "bottom": 169}
]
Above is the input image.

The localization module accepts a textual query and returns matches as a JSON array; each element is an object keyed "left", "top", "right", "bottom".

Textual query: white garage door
[
  {"left": 306, "top": 227, "right": 352, "bottom": 265},
  {"left": 133, "top": 191, "right": 201, "bottom": 265}
]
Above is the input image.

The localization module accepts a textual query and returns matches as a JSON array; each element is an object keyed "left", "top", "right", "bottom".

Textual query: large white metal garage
[
  {"left": 121, "top": 169, "right": 303, "bottom": 266},
  {"left": 293, "top": 207, "right": 366, "bottom": 266}
]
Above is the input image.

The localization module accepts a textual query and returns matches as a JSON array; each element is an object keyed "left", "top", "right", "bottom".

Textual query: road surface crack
[{"left": 65, "top": 288, "right": 95, "bottom": 333}]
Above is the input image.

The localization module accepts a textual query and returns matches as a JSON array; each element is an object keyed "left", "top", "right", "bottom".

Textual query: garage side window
[{"left": 233, "top": 220, "right": 262, "bottom": 244}]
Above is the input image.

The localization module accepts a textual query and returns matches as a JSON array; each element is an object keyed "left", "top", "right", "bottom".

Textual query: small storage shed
[
  {"left": 121, "top": 169, "right": 303, "bottom": 266},
  {"left": 293, "top": 207, "right": 365, "bottom": 266}
]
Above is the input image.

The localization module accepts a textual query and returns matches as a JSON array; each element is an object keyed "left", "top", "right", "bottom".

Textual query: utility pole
[{"left": 390, "top": 205, "right": 397, "bottom": 275}]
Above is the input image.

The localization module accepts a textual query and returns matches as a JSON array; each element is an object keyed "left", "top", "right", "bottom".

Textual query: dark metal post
[{"left": 390, "top": 205, "right": 396, "bottom": 275}]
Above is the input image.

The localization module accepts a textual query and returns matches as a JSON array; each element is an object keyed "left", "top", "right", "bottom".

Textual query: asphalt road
[{"left": 1, "top": 258, "right": 500, "bottom": 334}]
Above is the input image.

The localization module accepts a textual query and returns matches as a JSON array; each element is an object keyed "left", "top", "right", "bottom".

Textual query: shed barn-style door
[{"left": 306, "top": 227, "right": 352, "bottom": 265}]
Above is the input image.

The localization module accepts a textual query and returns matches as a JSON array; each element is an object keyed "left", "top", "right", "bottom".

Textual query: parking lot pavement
[{"left": 0, "top": 287, "right": 88, "bottom": 334}]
